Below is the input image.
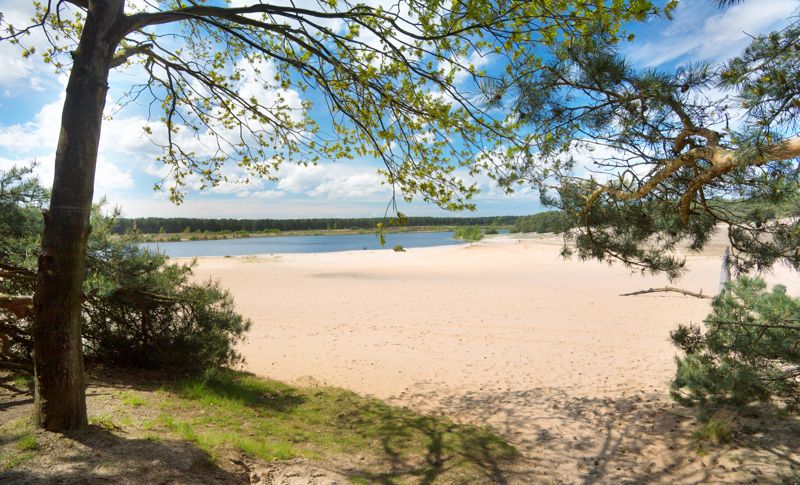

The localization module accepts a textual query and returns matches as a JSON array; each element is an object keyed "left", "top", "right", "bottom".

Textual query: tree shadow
[
  {"left": 324, "top": 392, "right": 526, "bottom": 484},
  {"left": 0, "top": 426, "right": 247, "bottom": 484},
  {"left": 396, "top": 384, "right": 800, "bottom": 483}
]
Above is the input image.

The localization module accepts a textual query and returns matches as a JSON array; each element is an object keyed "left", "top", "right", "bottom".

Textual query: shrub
[
  {"left": 453, "top": 226, "right": 483, "bottom": 242},
  {"left": 0, "top": 166, "right": 250, "bottom": 371},
  {"left": 671, "top": 277, "right": 800, "bottom": 410},
  {"left": 392, "top": 245, "right": 406, "bottom": 252}
]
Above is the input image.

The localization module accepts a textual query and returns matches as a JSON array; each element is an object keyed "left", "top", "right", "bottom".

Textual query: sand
[{"left": 191, "top": 235, "right": 800, "bottom": 483}]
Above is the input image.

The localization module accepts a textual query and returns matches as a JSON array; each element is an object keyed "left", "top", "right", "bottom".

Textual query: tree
[
  {"left": 671, "top": 277, "right": 800, "bottom": 410},
  {"left": 1, "top": 0, "right": 664, "bottom": 430},
  {"left": 501, "top": 18, "right": 800, "bottom": 279}
]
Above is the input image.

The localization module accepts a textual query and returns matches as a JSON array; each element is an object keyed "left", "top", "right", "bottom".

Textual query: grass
[
  {"left": 11, "top": 374, "right": 32, "bottom": 390},
  {"left": 0, "top": 420, "right": 38, "bottom": 471},
  {"left": 120, "top": 391, "right": 147, "bottom": 407},
  {"left": 90, "top": 414, "right": 120, "bottom": 431},
  {"left": 694, "top": 409, "right": 735, "bottom": 446},
  {"left": 16, "top": 435, "right": 37, "bottom": 452},
  {"left": 0, "top": 366, "right": 517, "bottom": 481},
  {"left": 142, "top": 368, "right": 518, "bottom": 480}
]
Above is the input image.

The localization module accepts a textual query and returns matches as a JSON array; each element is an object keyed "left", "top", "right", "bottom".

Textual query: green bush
[
  {"left": 453, "top": 226, "right": 483, "bottom": 242},
  {"left": 671, "top": 277, "right": 800, "bottom": 410},
  {"left": 0, "top": 166, "right": 250, "bottom": 371}
]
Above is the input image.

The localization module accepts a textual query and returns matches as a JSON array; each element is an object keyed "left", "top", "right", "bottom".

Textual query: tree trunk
[{"left": 32, "top": 0, "right": 124, "bottom": 431}]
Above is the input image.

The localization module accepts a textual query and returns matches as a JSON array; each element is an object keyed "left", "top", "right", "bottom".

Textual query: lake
[{"left": 141, "top": 231, "right": 464, "bottom": 257}]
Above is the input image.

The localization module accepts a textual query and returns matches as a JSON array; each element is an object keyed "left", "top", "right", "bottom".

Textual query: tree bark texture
[{"left": 32, "top": 0, "right": 124, "bottom": 431}]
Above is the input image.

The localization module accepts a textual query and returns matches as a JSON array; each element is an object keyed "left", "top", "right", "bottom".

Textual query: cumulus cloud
[{"left": 276, "top": 163, "right": 388, "bottom": 199}]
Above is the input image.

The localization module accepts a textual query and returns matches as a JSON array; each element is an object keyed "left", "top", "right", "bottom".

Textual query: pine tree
[{"left": 671, "top": 277, "right": 800, "bottom": 410}]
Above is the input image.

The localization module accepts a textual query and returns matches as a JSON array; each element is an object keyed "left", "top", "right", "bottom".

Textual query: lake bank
[
  {"left": 190, "top": 234, "right": 800, "bottom": 483},
  {"left": 138, "top": 225, "right": 512, "bottom": 244},
  {"left": 142, "top": 230, "right": 471, "bottom": 258}
]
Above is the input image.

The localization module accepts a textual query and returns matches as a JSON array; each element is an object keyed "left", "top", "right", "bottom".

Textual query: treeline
[
  {"left": 511, "top": 211, "right": 571, "bottom": 233},
  {"left": 113, "top": 215, "right": 521, "bottom": 234}
]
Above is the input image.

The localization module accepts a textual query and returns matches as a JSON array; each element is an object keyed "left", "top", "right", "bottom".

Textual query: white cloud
[
  {"left": 626, "top": 0, "right": 797, "bottom": 67},
  {"left": 0, "top": 1, "right": 81, "bottom": 90},
  {"left": 275, "top": 163, "right": 388, "bottom": 199}
]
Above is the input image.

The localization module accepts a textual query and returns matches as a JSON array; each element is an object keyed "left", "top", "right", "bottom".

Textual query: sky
[{"left": 0, "top": 0, "right": 796, "bottom": 219}]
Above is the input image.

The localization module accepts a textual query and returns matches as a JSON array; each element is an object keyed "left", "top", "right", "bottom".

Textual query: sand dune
[{"left": 191, "top": 235, "right": 800, "bottom": 483}]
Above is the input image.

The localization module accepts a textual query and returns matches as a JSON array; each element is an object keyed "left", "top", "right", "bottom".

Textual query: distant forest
[{"left": 112, "top": 215, "right": 523, "bottom": 234}]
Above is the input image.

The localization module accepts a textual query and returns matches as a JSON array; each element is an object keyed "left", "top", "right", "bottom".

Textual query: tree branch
[
  {"left": 110, "top": 43, "right": 153, "bottom": 69},
  {"left": 620, "top": 287, "right": 710, "bottom": 298}
]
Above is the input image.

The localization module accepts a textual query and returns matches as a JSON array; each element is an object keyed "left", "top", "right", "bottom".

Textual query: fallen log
[{"left": 620, "top": 287, "right": 710, "bottom": 299}]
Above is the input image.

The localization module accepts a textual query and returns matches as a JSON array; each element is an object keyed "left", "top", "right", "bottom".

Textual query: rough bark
[{"left": 32, "top": 0, "right": 124, "bottom": 431}]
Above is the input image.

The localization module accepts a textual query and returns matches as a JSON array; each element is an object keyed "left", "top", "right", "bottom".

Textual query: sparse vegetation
[
  {"left": 0, "top": 367, "right": 519, "bottom": 482},
  {"left": 453, "top": 226, "right": 484, "bottom": 242},
  {"left": 693, "top": 410, "right": 736, "bottom": 446}
]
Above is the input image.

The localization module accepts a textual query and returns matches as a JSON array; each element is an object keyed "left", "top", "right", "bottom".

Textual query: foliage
[
  {"left": 671, "top": 277, "right": 800, "bottom": 410},
  {"left": 453, "top": 226, "right": 483, "bottom": 242},
  {"left": 392, "top": 245, "right": 406, "bottom": 252},
  {"left": 4, "top": 0, "right": 667, "bottom": 209},
  {"left": 511, "top": 211, "right": 570, "bottom": 234},
  {"left": 0, "top": 167, "right": 250, "bottom": 371},
  {"left": 504, "top": 18, "right": 800, "bottom": 278}
]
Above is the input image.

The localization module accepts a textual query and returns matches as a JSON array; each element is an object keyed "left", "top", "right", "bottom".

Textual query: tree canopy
[
  {"left": 503, "top": 18, "right": 800, "bottom": 279},
  {"left": 5, "top": 0, "right": 662, "bottom": 209}
]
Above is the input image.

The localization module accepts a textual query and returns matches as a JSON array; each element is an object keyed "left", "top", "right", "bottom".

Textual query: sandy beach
[{"left": 191, "top": 235, "right": 800, "bottom": 483}]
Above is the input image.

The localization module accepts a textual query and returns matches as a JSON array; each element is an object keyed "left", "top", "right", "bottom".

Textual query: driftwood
[{"left": 620, "top": 287, "right": 710, "bottom": 299}]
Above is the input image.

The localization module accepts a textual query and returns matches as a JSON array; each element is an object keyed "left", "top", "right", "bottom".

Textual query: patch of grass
[
  {"left": 16, "top": 434, "right": 38, "bottom": 451},
  {"left": 11, "top": 374, "right": 33, "bottom": 390},
  {"left": 0, "top": 420, "right": 37, "bottom": 471},
  {"left": 147, "top": 368, "right": 518, "bottom": 481},
  {"left": 120, "top": 391, "right": 147, "bottom": 407},
  {"left": 694, "top": 410, "right": 735, "bottom": 445},
  {"left": 1, "top": 451, "right": 35, "bottom": 471},
  {"left": 90, "top": 414, "right": 120, "bottom": 431}
]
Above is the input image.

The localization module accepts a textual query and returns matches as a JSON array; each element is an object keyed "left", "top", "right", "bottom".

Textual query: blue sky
[{"left": 0, "top": 0, "right": 796, "bottom": 219}]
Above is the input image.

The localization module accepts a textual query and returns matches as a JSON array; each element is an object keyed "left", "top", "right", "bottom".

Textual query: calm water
[{"left": 141, "top": 231, "right": 464, "bottom": 257}]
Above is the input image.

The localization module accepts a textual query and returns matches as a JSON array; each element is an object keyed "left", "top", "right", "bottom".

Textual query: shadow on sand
[{"left": 396, "top": 384, "right": 800, "bottom": 484}]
